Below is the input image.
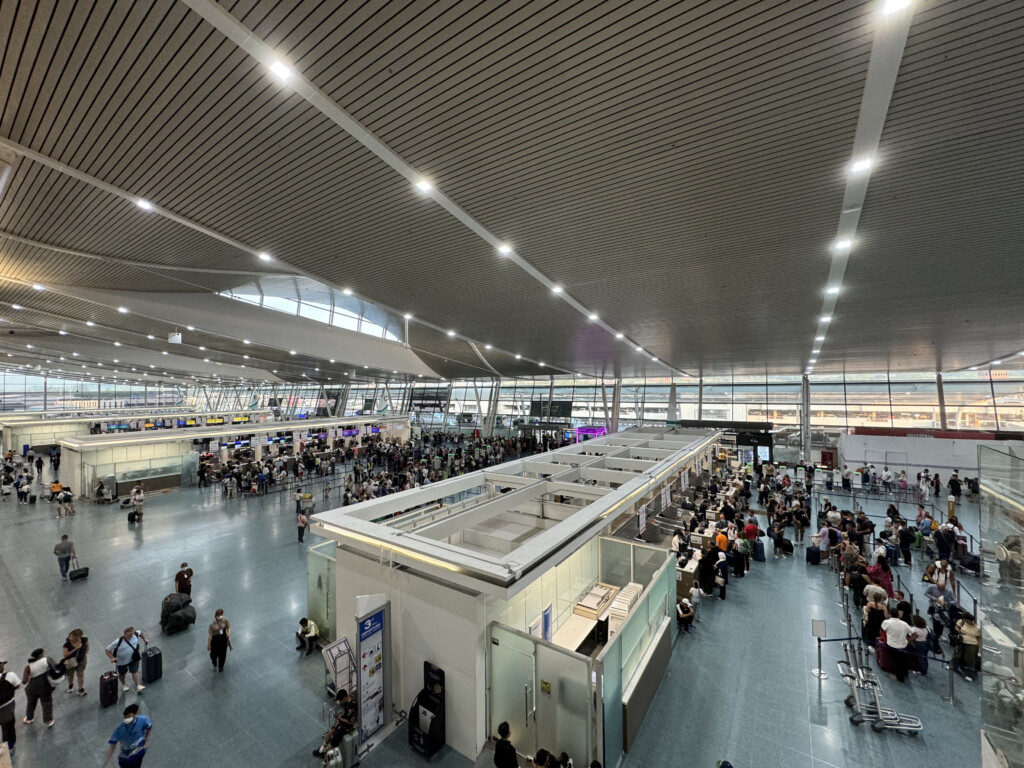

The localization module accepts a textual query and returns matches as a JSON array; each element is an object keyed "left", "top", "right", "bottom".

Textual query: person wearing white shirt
[
  {"left": 0, "top": 659, "right": 22, "bottom": 753},
  {"left": 881, "top": 466, "right": 893, "bottom": 493},
  {"left": 881, "top": 616, "right": 913, "bottom": 682}
]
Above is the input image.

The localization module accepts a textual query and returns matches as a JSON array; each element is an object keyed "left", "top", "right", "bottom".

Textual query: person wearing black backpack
[{"left": 105, "top": 628, "right": 149, "bottom": 694}]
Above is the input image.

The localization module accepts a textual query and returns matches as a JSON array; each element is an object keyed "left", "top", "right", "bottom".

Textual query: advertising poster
[{"left": 358, "top": 610, "right": 386, "bottom": 742}]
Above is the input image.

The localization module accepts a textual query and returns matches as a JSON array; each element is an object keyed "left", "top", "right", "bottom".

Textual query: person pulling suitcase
[{"left": 104, "top": 628, "right": 149, "bottom": 693}]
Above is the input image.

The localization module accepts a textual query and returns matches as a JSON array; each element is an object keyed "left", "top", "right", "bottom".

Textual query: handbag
[{"left": 714, "top": 575, "right": 725, "bottom": 587}]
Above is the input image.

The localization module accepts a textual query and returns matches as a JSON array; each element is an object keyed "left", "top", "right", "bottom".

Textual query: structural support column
[
  {"left": 800, "top": 375, "right": 812, "bottom": 461},
  {"left": 610, "top": 380, "right": 621, "bottom": 433},
  {"left": 667, "top": 383, "right": 678, "bottom": 424},
  {"left": 936, "top": 373, "right": 948, "bottom": 430},
  {"left": 482, "top": 379, "right": 500, "bottom": 438},
  {"left": 601, "top": 382, "right": 612, "bottom": 431},
  {"left": 697, "top": 376, "right": 704, "bottom": 421}
]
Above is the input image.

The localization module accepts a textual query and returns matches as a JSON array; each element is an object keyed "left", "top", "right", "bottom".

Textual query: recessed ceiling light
[
  {"left": 447, "top": 330, "right": 456, "bottom": 337},
  {"left": 821, "top": 315, "right": 832, "bottom": 322},
  {"left": 198, "top": 346, "right": 206, "bottom": 351},
  {"left": 538, "top": 362, "right": 545, "bottom": 367},
  {"left": 615, "top": 333, "right": 624, "bottom": 339},
  {"left": 551, "top": 285, "right": 563, "bottom": 294},
  {"left": 186, "top": 325, "right": 195, "bottom": 331},
  {"left": 136, "top": 199, "right": 153, "bottom": 211},
  {"left": 257, "top": 252, "right": 272, "bottom": 262},
  {"left": 812, "top": 349, "right": 821, "bottom": 354},
  {"left": 161, "top": 351, "right": 168, "bottom": 355},
  {"left": 342, "top": 288, "right": 353, "bottom": 296},
  {"left": 363, "top": 365, "right": 369, "bottom": 369},
  {"left": 329, "top": 359, "right": 335, "bottom": 363},
  {"left": 848, "top": 157, "right": 874, "bottom": 175},
  {"left": 635, "top": 346, "right": 642, "bottom": 352},
  {"left": 113, "top": 359, "right": 119, "bottom": 363},
  {"left": 72, "top": 352, "right": 78, "bottom": 357},
  {"left": 417, "top": 374, "right": 423, "bottom": 378},
  {"left": 403, "top": 313, "right": 413, "bottom": 320},
  {"left": 147, "top": 334, "right": 155, "bottom": 340},
  {"left": 832, "top": 239, "right": 851, "bottom": 254},
  {"left": 59, "top": 356, "right": 65, "bottom": 361},
  {"left": 114, "top": 342, "right": 121, "bottom": 347},
  {"left": 809, "top": 358, "right": 817, "bottom": 364},
  {"left": 243, "top": 354, "right": 249, "bottom": 359},
  {"left": 515, "top": 354, "right": 521, "bottom": 359},
  {"left": 484, "top": 344, "right": 492, "bottom": 350},
  {"left": 25, "top": 344, "right": 32, "bottom": 349},
  {"left": 11, "top": 304, "right": 22, "bottom": 310},
  {"left": 588, "top": 313, "right": 598, "bottom": 321},
  {"left": 651, "top": 357, "right": 658, "bottom": 362},
  {"left": 992, "top": 360, "right": 1002, "bottom": 365},
  {"left": 415, "top": 179, "right": 433, "bottom": 194},
  {"left": 269, "top": 60, "right": 292, "bottom": 81},
  {"left": 273, "top": 370, "right": 278, "bottom": 373},
  {"left": 969, "top": 366, "right": 978, "bottom": 371},
  {"left": 117, "top": 306, "right": 129, "bottom": 313},
  {"left": 58, "top": 330, "right": 67, "bottom": 336},
  {"left": 289, "top": 350, "right": 297, "bottom": 355},
  {"left": 32, "top": 283, "right": 44, "bottom": 291},
  {"left": 85, "top": 320, "right": 94, "bottom": 326},
  {"left": 497, "top": 243, "right": 512, "bottom": 255},
  {"left": 882, "top": 0, "right": 912, "bottom": 15},
  {"left": 815, "top": 335, "right": 825, "bottom": 341},
  {"left": 826, "top": 286, "right": 840, "bottom": 295}
]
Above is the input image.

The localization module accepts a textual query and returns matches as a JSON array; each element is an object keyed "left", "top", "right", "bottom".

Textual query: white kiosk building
[{"left": 313, "top": 428, "right": 719, "bottom": 766}]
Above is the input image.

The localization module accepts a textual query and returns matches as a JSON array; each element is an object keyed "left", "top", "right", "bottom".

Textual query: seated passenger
[{"left": 312, "top": 689, "right": 357, "bottom": 758}]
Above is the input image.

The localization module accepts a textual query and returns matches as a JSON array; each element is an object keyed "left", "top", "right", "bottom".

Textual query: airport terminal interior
[{"left": 0, "top": 1, "right": 1022, "bottom": 768}]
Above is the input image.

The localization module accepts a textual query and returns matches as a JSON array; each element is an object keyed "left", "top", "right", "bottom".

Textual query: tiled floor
[{"left": 0, "top": 472, "right": 982, "bottom": 768}]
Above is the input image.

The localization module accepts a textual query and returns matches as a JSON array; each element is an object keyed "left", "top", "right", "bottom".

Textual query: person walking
[
  {"left": 294, "top": 487, "right": 303, "bottom": 515},
  {"left": 21, "top": 648, "right": 56, "bottom": 727},
  {"left": 174, "top": 563, "right": 193, "bottom": 596},
  {"left": 53, "top": 534, "right": 76, "bottom": 581},
  {"left": 102, "top": 703, "right": 152, "bottom": 768},
  {"left": 105, "top": 627, "right": 149, "bottom": 693},
  {"left": 206, "top": 609, "right": 232, "bottom": 672},
  {"left": 61, "top": 629, "right": 89, "bottom": 696},
  {"left": 297, "top": 510, "right": 309, "bottom": 543},
  {"left": 0, "top": 660, "right": 21, "bottom": 754}
]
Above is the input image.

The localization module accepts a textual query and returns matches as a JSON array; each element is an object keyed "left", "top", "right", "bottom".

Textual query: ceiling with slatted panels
[{"left": 0, "top": 0, "right": 1019, "bottom": 386}]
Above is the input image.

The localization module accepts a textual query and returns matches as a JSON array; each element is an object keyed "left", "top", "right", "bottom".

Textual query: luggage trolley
[{"left": 838, "top": 643, "right": 922, "bottom": 735}]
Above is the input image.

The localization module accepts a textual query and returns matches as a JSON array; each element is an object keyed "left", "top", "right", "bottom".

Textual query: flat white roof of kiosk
[
  {"left": 313, "top": 428, "right": 717, "bottom": 592},
  {"left": 59, "top": 415, "right": 409, "bottom": 451},
  {"left": 1, "top": 408, "right": 269, "bottom": 428}
]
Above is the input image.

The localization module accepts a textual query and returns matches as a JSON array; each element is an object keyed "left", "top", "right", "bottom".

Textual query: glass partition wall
[
  {"left": 487, "top": 539, "right": 672, "bottom": 768},
  {"left": 978, "top": 445, "right": 1024, "bottom": 768}
]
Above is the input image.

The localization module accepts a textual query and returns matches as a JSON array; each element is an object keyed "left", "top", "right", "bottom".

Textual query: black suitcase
[
  {"left": 164, "top": 605, "right": 196, "bottom": 635},
  {"left": 805, "top": 546, "right": 821, "bottom": 565},
  {"left": 141, "top": 645, "right": 162, "bottom": 684},
  {"left": 29, "top": 493, "right": 37, "bottom": 504},
  {"left": 127, "top": 511, "right": 138, "bottom": 523},
  {"left": 752, "top": 539, "right": 766, "bottom": 562},
  {"left": 68, "top": 557, "right": 89, "bottom": 581},
  {"left": 100, "top": 671, "right": 119, "bottom": 707},
  {"left": 781, "top": 538, "right": 794, "bottom": 555},
  {"left": 884, "top": 543, "right": 899, "bottom": 564}
]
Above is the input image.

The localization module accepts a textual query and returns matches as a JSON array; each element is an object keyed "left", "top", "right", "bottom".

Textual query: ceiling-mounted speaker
[{"left": 168, "top": 332, "right": 182, "bottom": 344}]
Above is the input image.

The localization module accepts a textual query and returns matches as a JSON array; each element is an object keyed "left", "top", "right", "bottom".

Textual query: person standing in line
[
  {"left": 0, "top": 660, "right": 21, "bottom": 754},
  {"left": 174, "top": 563, "right": 193, "bottom": 596},
  {"left": 105, "top": 627, "right": 148, "bottom": 693},
  {"left": 53, "top": 534, "right": 76, "bottom": 581},
  {"left": 61, "top": 629, "right": 89, "bottom": 696},
  {"left": 953, "top": 614, "right": 982, "bottom": 681},
  {"left": 297, "top": 510, "right": 309, "bottom": 543},
  {"left": 21, "top": 648, "right": 56, "bottom": 727},
  {"left": 294, "top": 487, "right": 303, "bottom": 515},
  {"left": 206, "top": 609, "right": 232, "bottom": 672},
  {"left": 102, "top": 703, "right": 152, "bottom": 768},
  {"left": 880, "top": 611, "right": 913, "bottom": 683},
  {"left": 714, "top": 552, "right": 729, "bottom": 600}
]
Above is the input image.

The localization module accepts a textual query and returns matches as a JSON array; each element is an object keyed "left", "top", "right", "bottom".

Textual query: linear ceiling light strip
[
  {"left": 180, "top": 0, "right": 689, "bottom": 378},
  {"left": 809, "top": 2, "right": 915, "bottom": 373}
]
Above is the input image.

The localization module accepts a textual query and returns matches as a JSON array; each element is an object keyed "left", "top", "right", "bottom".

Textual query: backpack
[{"left": 0, "top": 675, "right": 16, "bottom": 705}]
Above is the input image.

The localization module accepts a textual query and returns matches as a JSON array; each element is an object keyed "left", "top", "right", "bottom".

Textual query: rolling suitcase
[
  {"left": 884, "top": 543, "right": 899, "bottom": 564},
  {"left": 780, "top": 538, "right": 794, "bottom": 556},
  {"left": 805, "top": 546, "right": 821, "bottom": 565},
  {"left": 100, "top": 671, "right": 119, "bottom": 707},
  {"left": 68, "top": 556, "right": 89, "bottom": 581},
  {"left": 29, "top": 494, "right": 37, "bottom": 504},
  {"left": 342, "top": 731, "right": 359, "bottom": 767},
  {"left": 141, "top": 645, "right": 162, "bottom": 684},
  {"left": 127, "top": 511, "right": 138, "bottom": 523},
  {"left": 752, "top": 539, "right": 766, "bottom": 562}
]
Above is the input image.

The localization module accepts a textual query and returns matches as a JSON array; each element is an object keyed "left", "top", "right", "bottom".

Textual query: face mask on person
[{"left": 124, "top": 716, "right": 136, "bottom": 725}]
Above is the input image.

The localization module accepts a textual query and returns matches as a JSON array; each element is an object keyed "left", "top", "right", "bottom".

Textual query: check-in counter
[{"left": 675, "top": 557, "right": 699, "bottom": 598}]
